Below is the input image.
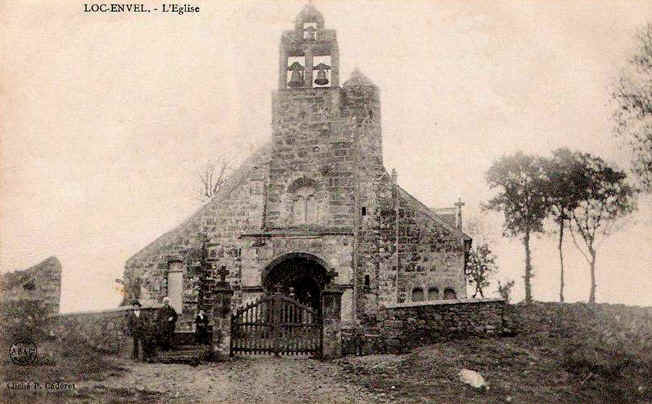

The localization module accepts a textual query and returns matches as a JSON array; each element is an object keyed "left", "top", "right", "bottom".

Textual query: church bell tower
[{"left": 267, "top": 5, "right": 381, "bottom": 232}]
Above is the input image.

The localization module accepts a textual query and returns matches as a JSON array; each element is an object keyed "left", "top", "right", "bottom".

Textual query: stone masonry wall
[
  {"left": 0, "top": 256, "right": 62, "bottom": 315},
  {"left": 345, "top": 298, "right": 505, "bottom": 354},
  {"left": 395, "top": 188, "right": 468, "bottom": 303},
  {"left": 269, "top": 88, "right": 355, "bottom": 230}
]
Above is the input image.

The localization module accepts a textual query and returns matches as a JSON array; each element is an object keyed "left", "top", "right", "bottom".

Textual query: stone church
[{"left": 124, "top": 5, "right": 471, "bottom": 332}]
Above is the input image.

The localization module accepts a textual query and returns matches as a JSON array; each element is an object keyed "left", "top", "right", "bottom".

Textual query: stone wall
[
  {"left": 345, "top": 298, "right": 506, "bottom": 354},
  {"left": 0, "top": 256, "right": 62, "bottom": 315},
  {"left": 270, "top": 88, "right": 356, "bottom": 229},
  {"left": 53, "top": 306, "right": 162, "bottom": 357}
]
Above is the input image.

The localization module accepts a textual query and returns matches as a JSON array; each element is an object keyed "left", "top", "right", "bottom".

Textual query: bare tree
[{"left": 199, "top": 159, "right": 230, "bottom": 203}]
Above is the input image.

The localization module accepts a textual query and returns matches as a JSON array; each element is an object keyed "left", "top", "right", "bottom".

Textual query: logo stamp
[{"left": 9, "top": 338, "right": 38, "bottom": 365}]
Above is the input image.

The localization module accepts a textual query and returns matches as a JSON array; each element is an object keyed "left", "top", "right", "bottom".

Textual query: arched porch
[{"left": 261, "top": 252, "right": 331, "bottom": 313}]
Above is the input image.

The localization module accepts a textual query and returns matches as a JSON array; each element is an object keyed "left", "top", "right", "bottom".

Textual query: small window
[
  {"left": 361, "top": 207, "right": 367, "bottom": 216},
  {"left": 428, "top": 287, "right": 439, "bottom": 300},
  {"left": 412, "top": 287, "right": 424, "bottom": 302},
  {"left": 443, "top": 288, "right": 457, "bottom": 300},
  {"left": 364, "top": 275, "right": 370, "bottom": 289}
]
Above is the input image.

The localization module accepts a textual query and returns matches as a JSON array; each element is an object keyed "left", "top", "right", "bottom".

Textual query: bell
[
  {"left": 314, "top": 68, "right": 329, "bottom": 86},
  {"left": 288, "top": 69, "right": 304, "bottom": 88},
  {"left": 288, "top": 61, "right": 305, "bottom": 88}
]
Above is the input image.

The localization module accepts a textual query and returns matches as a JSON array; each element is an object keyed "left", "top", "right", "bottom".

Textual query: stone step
[
  {"left": 164, "top": 346, "right": 203, "bottom": 351},
  {"left": 172, "top": 331, "right": 213, "bottom": 346},
  {"left": 156, "top": 345, "right": 212, "bottom": 364}
]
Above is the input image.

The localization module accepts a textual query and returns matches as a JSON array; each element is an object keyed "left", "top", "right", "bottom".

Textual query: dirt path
[{"left": 77, "top": 357, "right": 387, "bottom": 403}]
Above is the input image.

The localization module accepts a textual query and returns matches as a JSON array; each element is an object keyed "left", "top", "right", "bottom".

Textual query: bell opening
[
  {"left": 312, "top": 56, "right": 332, "bottom": 88},
  {"left": 287, "top": 56, "right": 306, "bottom": 89}
]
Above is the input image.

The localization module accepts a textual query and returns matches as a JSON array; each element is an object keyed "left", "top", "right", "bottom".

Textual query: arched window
[
  {"left": 443, "top": 288, "right": 457, "bottom": 300},
  {"left": 412, "top": 287, "right": 424, "bottom": 302},
  {"left": 288, "top": 177, "right": 319, "bottom": 226},
  {"left": 428, "top": 287, "right": 439, "bottom": 300},
  {"left": 293, "top": 186, "right": 316, "bottom": 225}
]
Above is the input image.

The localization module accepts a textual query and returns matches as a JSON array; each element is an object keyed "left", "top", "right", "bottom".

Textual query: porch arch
[{"left": 261, "top": 252, "right": 332, "bottom": 311}]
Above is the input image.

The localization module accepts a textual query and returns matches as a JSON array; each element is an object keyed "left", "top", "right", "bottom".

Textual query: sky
[{"left": 1, "top": 0, "right": 651, "bottom": 312}]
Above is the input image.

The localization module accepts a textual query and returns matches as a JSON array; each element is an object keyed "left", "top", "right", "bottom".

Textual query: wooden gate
[{"left": 230, "top": 293, "right": 322, "bottom": 357}]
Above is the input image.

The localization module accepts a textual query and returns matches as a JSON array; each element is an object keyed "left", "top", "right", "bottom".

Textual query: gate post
[
  {"left": 321, "top": 288, "right": 343, "bottom": 359},
  {"left": 272, "top": 291, "right": 281, "bottom": 357},
  {"left": 211, "top": 277, "right": 234, "bottom": 361}
]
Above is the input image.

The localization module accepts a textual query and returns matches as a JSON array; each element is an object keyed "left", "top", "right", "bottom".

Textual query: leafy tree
[
  {"left": 465, "top": 243, "right": 498, "bottom": 298},
  {"left": 614, "top": 23, "right": 652, "bottom": 192},
  {"left": 542, "top": 148, "right": 586, "bottom": 302},
  {"left": 484, "top": 152, "right": 549, "bottom": 304},
  {"left": 567, "top": 153, "right": 636, "bottom": 303}
]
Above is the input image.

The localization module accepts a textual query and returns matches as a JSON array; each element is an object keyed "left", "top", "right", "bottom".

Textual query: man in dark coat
[
  {"left": 141, "top": 311, "right": 158, "bottom": 362},
  {"left": 194, "top": 309, "right": 210, "bottom": 345},
  {"left": 126, "top": 300, "right": 144, "bottom": 361},
  {"left": 158, "top": 297, "right": 178, "bottom": 351}
]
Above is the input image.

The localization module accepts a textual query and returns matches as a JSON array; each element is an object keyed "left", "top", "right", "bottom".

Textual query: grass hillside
[
  {"left": 1, "top": 301, "right": 649, "bottom": 403},
  {"left": 336, "top": 302, "right": 652, "bottom": 403}
]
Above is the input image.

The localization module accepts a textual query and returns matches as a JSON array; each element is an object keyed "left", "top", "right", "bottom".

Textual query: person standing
[
  {"left": 194, "top": 309, "right": 210, "bottom": 345},
  {"left": 158, "top": 297, "right": 178, "bottom": 351},
  {"left": 126, "top": 300, "right": 144, "bottom": 361},
  {"left": 141, "top": 310, "right": 158, "bottom": 362}
]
